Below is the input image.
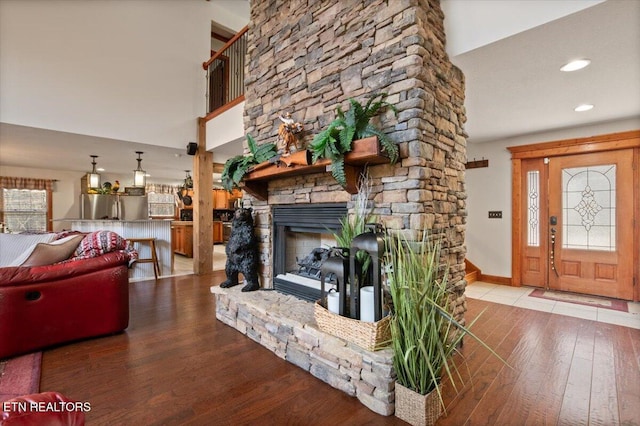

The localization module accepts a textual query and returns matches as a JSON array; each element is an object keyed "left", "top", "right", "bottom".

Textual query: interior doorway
[{"left": 509, "top": 131, "right": 639, "bottom": 302}]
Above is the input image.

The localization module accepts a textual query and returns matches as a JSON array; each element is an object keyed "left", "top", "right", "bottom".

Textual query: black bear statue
[{"left": 220, "top": 207, "right": 260, "bottom": 292}]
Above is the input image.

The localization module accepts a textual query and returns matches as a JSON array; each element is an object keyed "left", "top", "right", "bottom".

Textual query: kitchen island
[{"left": 69, "top": 219, "right": 172, "bottom": 280}]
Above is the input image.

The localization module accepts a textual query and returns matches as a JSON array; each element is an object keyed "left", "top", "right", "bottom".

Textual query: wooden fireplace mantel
[{"left": 241, "top": 137, "right": 390, "bottom": 200}]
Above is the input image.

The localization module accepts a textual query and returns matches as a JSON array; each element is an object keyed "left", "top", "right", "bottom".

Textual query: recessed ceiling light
[
  {"left": 574, "top": 104, "right": 594, "bottom": 112},
  {"left": 561, "top": 59, "right": 591, "bottom": 72},
  {"left": 97, "top": 167, "right": 105, "bottom": 172}
]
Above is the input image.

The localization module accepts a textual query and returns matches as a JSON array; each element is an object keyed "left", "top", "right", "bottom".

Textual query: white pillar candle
[
  {"left": 327, "top": 291, "right": 340, "bottom": 314},
  {"left": 360, "top": 286, "right": 375, "bottom": 322}
]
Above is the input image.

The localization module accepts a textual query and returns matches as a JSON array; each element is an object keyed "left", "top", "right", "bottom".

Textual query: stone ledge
[{"left": 210, "top": 285, "right": 396, "bottom": 416}]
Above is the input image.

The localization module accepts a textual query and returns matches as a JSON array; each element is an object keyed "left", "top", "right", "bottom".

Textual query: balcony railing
[{"left": 203, "top": 25, "right": 248, "bottom": 120}]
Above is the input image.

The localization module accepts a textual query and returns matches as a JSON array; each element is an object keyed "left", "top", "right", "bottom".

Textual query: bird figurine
[{"left": 112, "top": 180, "right": 120, "bottom": 193}]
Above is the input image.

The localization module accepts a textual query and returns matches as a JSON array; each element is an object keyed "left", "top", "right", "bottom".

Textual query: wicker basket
[
  {"left": 394, "top": 382, "right": 443, "bottom": 426},
  {"left": 313, "top": 300, "right": 391, "bottom": 351}
]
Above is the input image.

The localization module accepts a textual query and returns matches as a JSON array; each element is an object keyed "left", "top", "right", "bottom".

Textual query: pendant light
[
  {"left": 133, "top": 151, "right": 146, "bottom": 187},
  {"left": 86, "top": 155, "right": 101, "bottom": 190}
]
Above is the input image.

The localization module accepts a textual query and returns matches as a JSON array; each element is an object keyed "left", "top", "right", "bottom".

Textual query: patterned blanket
[{"left": 66, "top": 230, "right": 138, "bottom": 264}]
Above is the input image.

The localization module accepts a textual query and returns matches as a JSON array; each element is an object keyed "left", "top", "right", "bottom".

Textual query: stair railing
[{"left": 202, "top": 25, "right": 248, "bottom": 121}]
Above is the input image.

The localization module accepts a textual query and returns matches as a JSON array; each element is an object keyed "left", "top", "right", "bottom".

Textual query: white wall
[
  {"left": 0, "top": 0, "right": 216, "bottom": 150},
  {"left": 206, "top": 101, "right": 245, "bottom": 150},
  {"left": 466, "top": 117, "right": 640, "bottom": 278},
  {"left": 207, "top": 0, "right": 249, "bottom": 34}
]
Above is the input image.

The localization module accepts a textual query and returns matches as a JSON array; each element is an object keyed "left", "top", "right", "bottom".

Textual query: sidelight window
[{"left": 527, "top": 170, "right": 540, "bottom": 247}]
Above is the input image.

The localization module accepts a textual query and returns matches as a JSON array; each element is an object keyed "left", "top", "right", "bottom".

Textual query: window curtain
[
  {"left": 146, "top": 184, "right": 181, "bottom": 195},
  {"left": 0, "top": 176, "right": 56, "bottom": 191}
]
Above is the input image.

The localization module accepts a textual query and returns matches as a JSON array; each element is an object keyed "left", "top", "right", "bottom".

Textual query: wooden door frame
[{"left": 508, "top": 130, "right": 640, "bottom": 301}]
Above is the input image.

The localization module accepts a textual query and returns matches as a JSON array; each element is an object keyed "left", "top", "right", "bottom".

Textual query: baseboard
[
  {"left": 478, "top": 274, "right": 512, "bottom": 286},
  {"left": 464, "top": 259, "right": 480, "bottom": 285},
  {"left": 464, "top": 259, "right": 512, "bottom": 286},
  {"left": 465, "top": 271, "right": 478, "bottom": 284}
]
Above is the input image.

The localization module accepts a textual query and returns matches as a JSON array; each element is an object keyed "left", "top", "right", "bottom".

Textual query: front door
[
  {"left": 548, "top": 150, "right": 634, "bottom": 300},
  {"left": 520, "top": 149, "right": 634, "bottom": 300}
]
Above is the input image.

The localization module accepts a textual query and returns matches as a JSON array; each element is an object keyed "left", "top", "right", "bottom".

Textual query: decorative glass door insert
[{"left": 562, "top": 165, "right": 616, "bottom": 251}]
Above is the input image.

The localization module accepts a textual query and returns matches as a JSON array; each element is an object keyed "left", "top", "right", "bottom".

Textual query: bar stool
[{"left": 128, "top": 237, "right": 160, "bottom": 279}]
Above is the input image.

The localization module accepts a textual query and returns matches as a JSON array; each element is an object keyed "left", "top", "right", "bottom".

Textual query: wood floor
[{"left": 40, "top": 272, "right": 640, "bottom": 425}]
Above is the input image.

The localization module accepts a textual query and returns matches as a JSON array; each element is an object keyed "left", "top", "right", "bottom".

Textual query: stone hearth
[{"left": 211, "top": 285, "right": 396, "bottom": 415}]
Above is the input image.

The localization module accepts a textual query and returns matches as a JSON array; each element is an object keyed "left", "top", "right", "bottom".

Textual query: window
[
  {"left": 526, "top": 170, "right": 540, "bottom": 247},
  {"left": 148, "top": 192, "right": 177, "bottom": 218},
  {"left": 1, "top": 189, "right": 49, "bottom": 232},
  {"left": 0, "top": 176, "right": 55, "bottom": 233}
]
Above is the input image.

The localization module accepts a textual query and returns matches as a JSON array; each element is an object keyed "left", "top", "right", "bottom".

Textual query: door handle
[{"left": 550, "top": 227, "right": 559, "bottom": 278}]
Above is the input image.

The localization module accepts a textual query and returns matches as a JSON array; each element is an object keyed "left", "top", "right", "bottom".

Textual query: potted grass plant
[
  {"left": 332, "top": 172, "right": 376, "bottom": 278},
  {"left": 386, "top": 233, "right": 507, "bottom": 426}
]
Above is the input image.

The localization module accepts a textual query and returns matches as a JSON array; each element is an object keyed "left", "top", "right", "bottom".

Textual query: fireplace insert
[{"left": 272, "top": 203, "right": 347, "bottom": 302}]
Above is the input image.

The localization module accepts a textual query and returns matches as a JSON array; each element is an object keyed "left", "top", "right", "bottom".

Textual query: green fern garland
[
  {"left": 310, "top": 93, "right": 399, "bottom": 187},
  {"left": 221, "top": 134, "right": 277, "bottom": 192}
]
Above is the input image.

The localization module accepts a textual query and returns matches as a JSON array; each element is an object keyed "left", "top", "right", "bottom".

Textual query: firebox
[{"left": 272, "top": 203, "right": 347, "bottom": 302}]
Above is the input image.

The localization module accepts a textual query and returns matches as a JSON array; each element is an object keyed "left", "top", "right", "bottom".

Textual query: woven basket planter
[
  {"left": 394, "top": 382, "right": 443, "bottom": 426},
  {"left": 313, "top": 301, "right": 391, "bottom": 351}
]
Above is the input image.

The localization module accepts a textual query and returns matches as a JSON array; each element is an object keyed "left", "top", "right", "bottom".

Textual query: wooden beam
[{"left": 193, "top": 118, "right": 213, "bottom": 275}]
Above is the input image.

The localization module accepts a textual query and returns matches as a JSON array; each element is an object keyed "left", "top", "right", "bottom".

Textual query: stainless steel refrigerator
[{"left": 81, "top": 194, "right": 148, "bottom": 220}]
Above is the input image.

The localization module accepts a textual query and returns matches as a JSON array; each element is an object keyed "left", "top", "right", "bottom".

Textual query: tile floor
[
  {"left": 466, "top": 281, "right": 640, "bottom": 330},
  {"left": 170, "top": 244, "right": 228, "bottom": 276}
]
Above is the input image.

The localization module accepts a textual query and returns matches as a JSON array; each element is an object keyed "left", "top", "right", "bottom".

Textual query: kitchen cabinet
[
  {"left": 212, "top": 189, "right": 228, "bottom": 209},
  {"left": 213, "top": 221, "right": 223, "bottom": 244},
  {"left": 171, "top": 222, "right": 193, "bottom": 258},
  {"left": 178, "top": 189, "right": 243, "bottom": 210},
  {"left": 172, "top": 221, "right": 222, "bottom": 256},
  {"left": 212, "top": 188, "right": 243, "bottom": 209}
]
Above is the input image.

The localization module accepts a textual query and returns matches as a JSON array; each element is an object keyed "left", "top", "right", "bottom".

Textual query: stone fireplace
[
  {"left": 243, "top": 0, "right": 468, "bottom": 324},
  {"left": 213, "top": 0, "right": 469, "bottom": 415}
]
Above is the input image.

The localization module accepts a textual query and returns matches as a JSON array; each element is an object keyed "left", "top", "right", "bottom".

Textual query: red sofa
[{"left": 0, "top": 251, "right": 130, "bottom": 359}]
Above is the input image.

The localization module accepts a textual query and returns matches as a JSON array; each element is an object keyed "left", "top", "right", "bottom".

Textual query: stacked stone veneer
[
  {"left": 242, "top": 0, "right": 468, "bottom": 323},
  {"left": 211, "top": 285, "right": 396, "bottom": 415}
]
